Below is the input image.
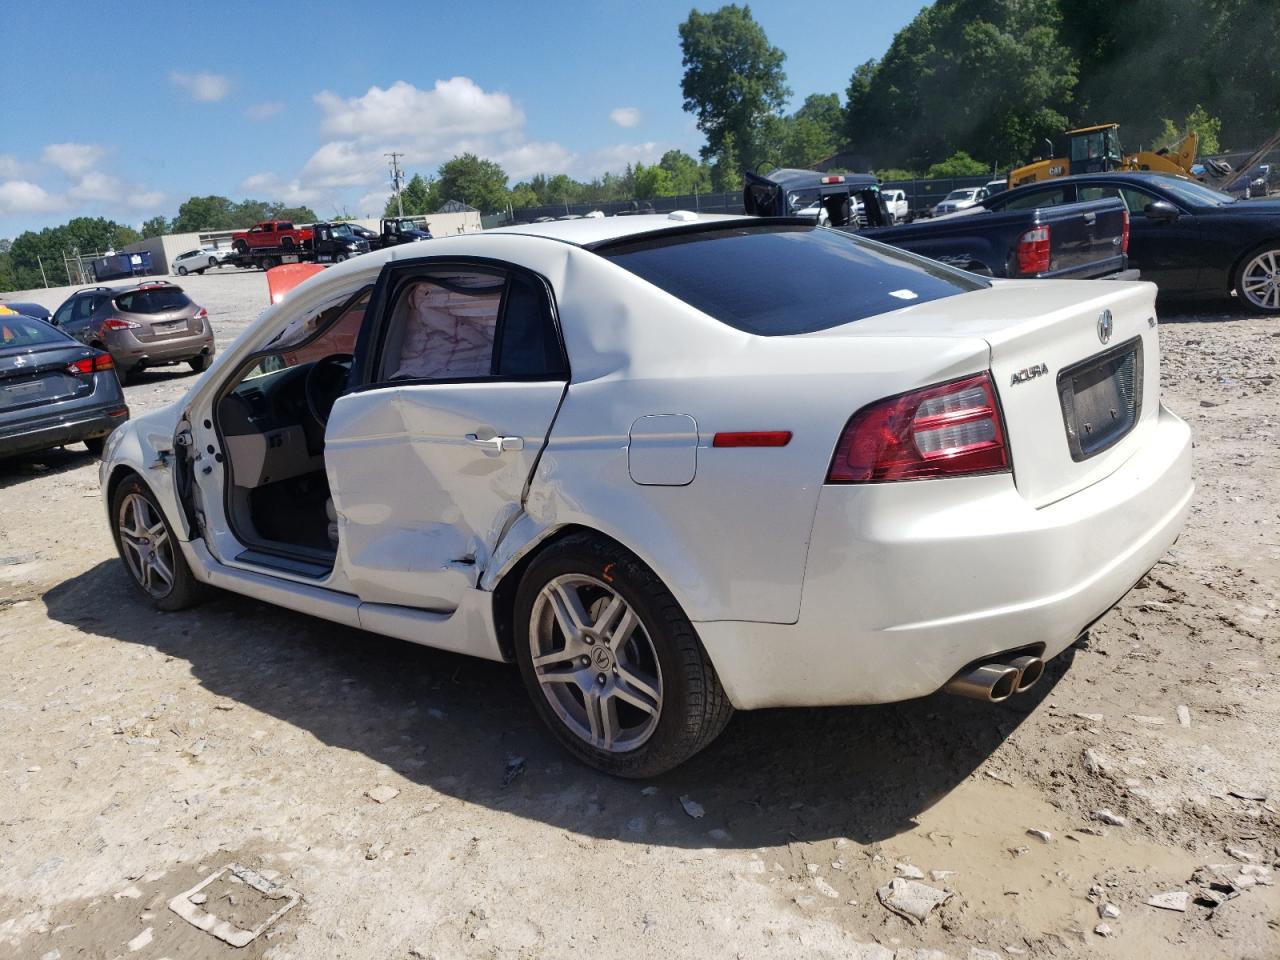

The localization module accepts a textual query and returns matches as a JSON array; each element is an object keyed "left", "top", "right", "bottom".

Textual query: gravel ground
[{"left": 0, "top": 269, "right": 1277, "bottom": 960}]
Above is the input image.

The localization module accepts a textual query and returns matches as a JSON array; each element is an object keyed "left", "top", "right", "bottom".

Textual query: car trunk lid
[
  {"left": 803, "top": 279, "right": 1161, "bottom": 507},
  {"left": 114, "top": 287, "right": 196, "bottom": 342},
  {"left": 0, "top": 347, "right": 94, "bottom": 412}
]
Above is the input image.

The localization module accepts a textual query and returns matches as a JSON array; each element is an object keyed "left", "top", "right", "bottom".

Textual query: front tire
[
  {"left": 1235, "top": 244, "right": 1280, "bottom": 314},
  {"left": 513, "top": 533, "right": 733, "bottom": 777},
  {"left": 177, "top": 266, "right": 189, "bottom": 276},
  {"left": 110, "top": 474, "right": 207, "bottom": 611}
]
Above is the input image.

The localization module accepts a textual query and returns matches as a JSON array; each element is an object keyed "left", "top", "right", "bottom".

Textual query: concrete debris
[
  {"left": 1098, "top": 902, "right": 1120, "bottom": 919},
  {"left": 678, "top": 795, "right": 705, "bottom": 819},
  {"left": 1074, "top": 712, "right": 1104, "bottom": 722},
  {"left": 184, "top": 738, "right": 207, "bottom": 757},
  {"left": 41, "top": 950, "right": 62, "bottom": 960},
  {"left": 1092, "top": 809, "right": 1127, "bottom": 827},
  {"left": 501, "top": 755, "right": 526, "bottom": 788},
  {"left": 168, "top": 862, "right": 301, "bottom": 948},
  {"left": 127, "top": 927, "right": 153, "bottom": 951},
  {"left": 813, "top": 877, "right": 840, "bottom": 899},
  {"left": 1082, "top": 749, "right": 1111, "bottom": 775},
  {"left": 930, "top": 870, "right": 956, "bottom": 882},
  {"left": 1145, "top": 890, "right": 1189, "bottom": 912},
  {"left": 1228, "top": 787, "right": 1268, "bottom": 801},
  {"left": 366, "top": 784, "right": 400, "bottom": 804},
  {"left": 876, "top": 878, "right": 952, "bottom": 924},
  {"left": 1026, "top": 829, "right": 1052, "bottom": 843},
  {"left": 1138, "top": 601, "right": 1173, "bottom": 613},
  {"left": 1225, "top": 846, "right": 1257, "bottom": 862},
  {"left": 1127, "top": 714, "right": 1167, "bottom": 725},
  {"left": 1176, "top": 705, "right": 1191, "bottom": 728},
  {"left": 1094, "top": 922, "right": 1114, "bottom": 938},
  {"left": 895, "top": 863, "right": 925, "bottom": 879}
]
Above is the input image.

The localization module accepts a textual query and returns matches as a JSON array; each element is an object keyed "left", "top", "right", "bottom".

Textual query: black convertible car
[
  {"left": 0, "top": 312, "right": 129, "bottom": 458},
  {"left": 978, "top": 172, "right": 1280, "bottom": 313}
]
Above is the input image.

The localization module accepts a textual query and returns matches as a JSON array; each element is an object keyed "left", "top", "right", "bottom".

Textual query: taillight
[
  {"left": 1016, "top": 225, "right": 1051, "bottom": 275},
  {"left": 102, "top": 318, "right": 141, "bottom": 331},
  {"left": 1120, "top": 208, "right": 1130, "bottom": 255},
  {"left": 195, "top": 307, "right": 208, "bottom": 320},
  {"left": 827, "top": 373, "right": 1009, "bottom": 483},
  {"left": 67, "top": 353, "right": 114, "bottom": 375}
]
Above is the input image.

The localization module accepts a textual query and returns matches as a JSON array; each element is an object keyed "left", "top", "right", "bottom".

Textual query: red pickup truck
[{"left": 231, "top": 220, "right": 313, "bottom": 254}]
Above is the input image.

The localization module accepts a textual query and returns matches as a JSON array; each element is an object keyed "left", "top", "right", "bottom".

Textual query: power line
[{"left": 385, "top": 152, "right": 405, "bottom": 217}]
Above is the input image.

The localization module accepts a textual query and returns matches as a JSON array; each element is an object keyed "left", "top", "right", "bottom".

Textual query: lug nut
[
  {"left": 580, "top": 657, "right": 589, "bottom": 666},
  {"left": 596, "top": 674, "right": 606, "bottom": 685}
]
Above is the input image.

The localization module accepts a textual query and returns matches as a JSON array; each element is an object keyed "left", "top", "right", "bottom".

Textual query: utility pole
[
  {"left": 385, "top": 152, "right": 405, "bottom": 217},
  {"left": 36, "top": 255, "right": 48, "bottom": 288}
]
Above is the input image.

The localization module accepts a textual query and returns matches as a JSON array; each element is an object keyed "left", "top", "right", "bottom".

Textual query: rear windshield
[
  {"left": 0, "top": 314, "right": 69, "bottom": 348},
  {"left": 599, "top": 224, "right": 986, "bottom": 335},
  {"left": 114, "top": 288, "right": 192, "bottom": 314}
]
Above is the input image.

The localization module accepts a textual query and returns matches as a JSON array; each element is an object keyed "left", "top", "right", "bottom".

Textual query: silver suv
[{"left": 51, "top": 282, "right": 215, "bottom": 380}]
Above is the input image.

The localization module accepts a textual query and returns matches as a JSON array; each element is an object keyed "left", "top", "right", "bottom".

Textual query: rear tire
[
  {"left": 110, "top": 474, "right": 208, "bottom": 611},
  {"left": 189, "top": 354, "right": 210, "bottom": 373},
  {"left": 208, "top": 257, "right": 218, "bottom": 270},
  {"left": 84, "top": 436, "right": 106, "bottom": 457},
  {"left": 1234, "top": 243, "right": 1280, "bottom": 314},
  {"left": 261, "top": 256, "right": 279, "bottom": 270},
  {"left": 513, "top": 533, "right": 733, "bottom": 777}
]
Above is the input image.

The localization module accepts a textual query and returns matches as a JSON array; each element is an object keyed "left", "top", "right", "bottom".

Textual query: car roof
[
  {"left": 488, "top": 213, "right": 749, "bottom": 247},
  {"left": 1015, "top": 171, "right": 1195, "bottom": 187}
]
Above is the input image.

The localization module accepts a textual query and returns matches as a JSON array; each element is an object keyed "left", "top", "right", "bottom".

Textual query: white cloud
[
  {"left": 0, "top": 155, "right": 27, "bottom": 178},
  {"left": 239, "top": 172, "right": 322, "bottom": 206},
  {"left": 170, "top": 71, "right": 231, "bottom": 103},
  {"left": 316, "top": 78, "right": 523, "bottom": 143},
  {"left": 576, "top": 142, "right": 667, "bottom": 178},
  {"left": 42, "top": 143, "right": 107, "bottom": 175},
  {"left": 127, "top": 189, "right": 166, "bottom": 210},
  {"left": 67, "top": 171, "right": 124, "bottom": 203},
  {"left": 493, "top": 142, "right": 577, "bottom": 181},
  {"left": 610, "top": 107, "right": 642, "bottom": 129},
  {"left": 356, "top": 189, "right": 390, "bottom": 215},
  {"left": 0, "top": 180, "right": 66, "bottom": 215},
  {"left": 246, "top": 101, "right": 284, "bottom": 120}
]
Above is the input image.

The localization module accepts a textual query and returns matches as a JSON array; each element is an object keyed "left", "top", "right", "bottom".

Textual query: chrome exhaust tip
[
  {"left": 943, "top": 663, "right": 1020, "bottom": 703},
  {"left": 1008, "top": 655, "right": 1045, "bottom": 693}
]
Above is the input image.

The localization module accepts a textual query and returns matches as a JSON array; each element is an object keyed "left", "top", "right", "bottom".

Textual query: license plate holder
[{"left": 1058, "top": 337, "right": 1143, "bottom": 461}]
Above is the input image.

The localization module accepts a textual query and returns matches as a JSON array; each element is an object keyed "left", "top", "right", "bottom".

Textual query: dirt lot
[{"left": 1, "top": 269, "right": 1276, "bottom": 960}]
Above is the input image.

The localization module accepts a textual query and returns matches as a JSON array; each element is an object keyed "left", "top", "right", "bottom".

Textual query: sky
[{"left": 0, "top": 1, "right": 928, "bottom": 237}]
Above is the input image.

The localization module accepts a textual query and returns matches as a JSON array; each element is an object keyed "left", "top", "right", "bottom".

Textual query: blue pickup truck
[{"left": 744, "top": 169, "right": 1135, "bottom": 280}]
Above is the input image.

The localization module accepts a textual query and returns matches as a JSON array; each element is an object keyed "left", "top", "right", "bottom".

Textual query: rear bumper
[
  {"left": 1037, "top": 254, "right": 1131, "bottom": 280},
  {"left": 108, "top": 328, "right": 214, "bottom": 367},
  {"left": 697, "top": 403, "right": 1193, "bottom": 709},
  {"left": 0, "top": 404, "right": 129, "bottom": 457}
]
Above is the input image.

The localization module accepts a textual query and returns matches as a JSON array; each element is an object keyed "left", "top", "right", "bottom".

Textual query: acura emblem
[{"left": 1097, "top": 309, "right": 1114, "bottom": 345}]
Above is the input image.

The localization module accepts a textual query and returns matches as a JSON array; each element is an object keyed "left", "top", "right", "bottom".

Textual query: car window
[
  {"left": 379, "top": 273, "right": 504, "bottom": 381},
  {"left": 998, "top": 186, "right": 1070, "bottom": 210},
  {"left": 1080, "top": 184, "right": 1159, "bottom": 216},
  {"left": 242, "top": 287, "right": 372, "bottom": 381},
  {"left": 114, "top": 288, "right": 192, "bottom": 314},
  {"left": 0, "top": 314, "right": 69, "bottom": 347},
  {"left": 52, "top": 301, "right": 74, "bottom": 326},
  {"left": 71, "top": 296, "right": 95, "bottom": 322},
  {"left": 1155, "top": 178, "right": 1235, "bottom": 207},
  {"left": 599, "top": 224, "right": 988, "bottom": 336}
]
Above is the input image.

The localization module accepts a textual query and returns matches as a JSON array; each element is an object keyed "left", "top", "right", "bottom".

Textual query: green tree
[
  {"left": 633, "top": 163, "right": 677, "bottom": 199},
  {"left": 1159, "top": 104, "right": 1222, "bottom": 155},
  {"left": 5, "top": 216, "right": 133, "bottom": 290},
  {"left": 140, "top": 216, "right": 170, "bottom": 239},
  {"left": 385, "top": 174, "right": 441, "bottom": 216},
  {"left": 657, "top": 150, "right": 713, "bottom": 195},
  {"left": 111, "top": 224, "right": 141, "bottom": 250},
  {"left": 846, "top": 0, "right": 1075, "bottom": 170},
  {"left": 679, "top": 4, "right": 791, "bottom": 175},
  {"left": 926, "top": 151, "right": 990, "bottom": 178},
  {"left": 434, "top": 154, "right": 510, "bottom": 213},
  {"left": 172, "top": 195, "right": 236, "bottom": 233}
]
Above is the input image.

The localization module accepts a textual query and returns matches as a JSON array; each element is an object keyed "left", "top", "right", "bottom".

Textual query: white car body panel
[{"left": 101, "top": 216, "right": 1194, "bottom": 710}]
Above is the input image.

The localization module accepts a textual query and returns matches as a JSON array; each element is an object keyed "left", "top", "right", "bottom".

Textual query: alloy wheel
[
  {"left": 528, "top": 574, "right": 663, "bottom": 752},
  {"left": 1241, "top": 249, "right": 1280, "bottom": 311},
  {"left": 117, "top": 492, "right": 175, "bottom": 598}
]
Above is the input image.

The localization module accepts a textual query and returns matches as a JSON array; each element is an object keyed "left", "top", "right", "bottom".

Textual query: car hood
[{"left": 1214, "top": 198, "right": 1280, "bottom": 215}]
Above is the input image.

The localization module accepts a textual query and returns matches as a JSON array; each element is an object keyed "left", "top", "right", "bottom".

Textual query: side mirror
[{"left": 1144, "top": 200, "right": 1179, "bottom": 221}]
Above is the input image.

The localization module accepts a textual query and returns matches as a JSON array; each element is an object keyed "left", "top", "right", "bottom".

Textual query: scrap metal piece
[{"left": 168, "top": 863, "right": 300, "bottom": 947}]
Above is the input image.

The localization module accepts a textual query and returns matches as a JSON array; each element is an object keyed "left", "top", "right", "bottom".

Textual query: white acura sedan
[{"left": 100, "top": 214, "right": 1193, "bottom": 776}]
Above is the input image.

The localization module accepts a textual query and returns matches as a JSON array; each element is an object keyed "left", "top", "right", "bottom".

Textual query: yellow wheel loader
[{"left": 1009, "top": 123, "right": 1201, "bottom": 188}]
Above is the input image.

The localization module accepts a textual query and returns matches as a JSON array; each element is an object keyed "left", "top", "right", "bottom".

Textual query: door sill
[{"left": 235, "top": 548, "right": 334, "bottom": 580}]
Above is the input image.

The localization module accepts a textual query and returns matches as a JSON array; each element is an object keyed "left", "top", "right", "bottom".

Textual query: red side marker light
[{"left": 713, "top": 431, "right": 792, "bottom": 448}]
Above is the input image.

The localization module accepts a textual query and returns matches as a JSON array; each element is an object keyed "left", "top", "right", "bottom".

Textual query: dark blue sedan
[
  {"left": 0, "top": 313, "right": 129, "bottom": 458},
  {"left": 0, "top": 301, "right": 53, "bottom": 323},
  {"left": 980, "top": 172, "right": 1280, "bottom": 313}
]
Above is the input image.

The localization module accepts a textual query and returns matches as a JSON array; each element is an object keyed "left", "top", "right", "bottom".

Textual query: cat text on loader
[{"left": 1009, "top": 123, "right": 1199, "bottom": 188}]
